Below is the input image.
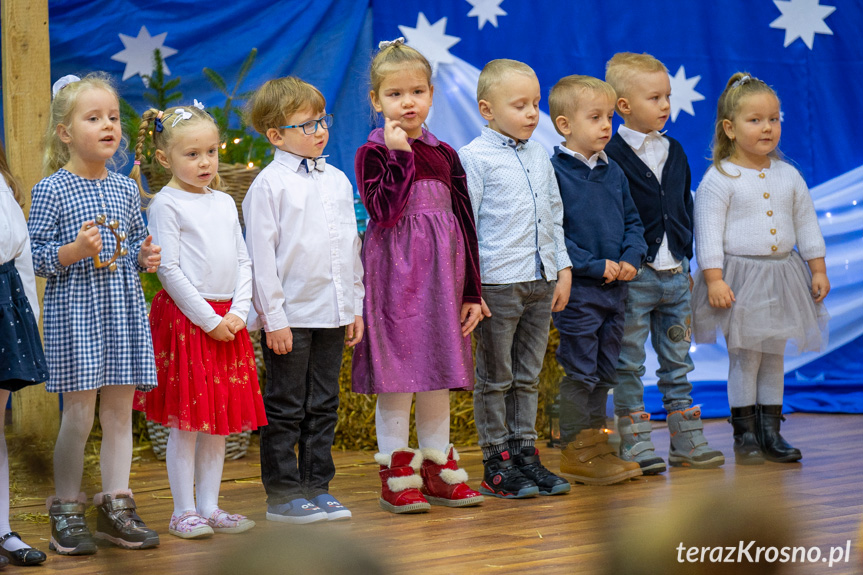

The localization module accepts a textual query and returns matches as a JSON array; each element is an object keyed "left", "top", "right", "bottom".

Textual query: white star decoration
[
  {"left": 668, "top": 66, "right": 705, "bottom": 123},
  {"left": 111, "top": 26, "right": 178, "bottom": 82},
  {"left": 399, "top": 13, "right": 461, "bottom": 76},
  {"left": 770, "top": 0, "right": 836, "bottom": 49},
  {"left": 467, "top": 0, "right": 507, "bottom": 30}
]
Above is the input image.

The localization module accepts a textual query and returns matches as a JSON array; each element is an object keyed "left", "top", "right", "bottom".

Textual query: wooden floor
[{"left": 7, "top": 414, "right": 863, "bottom": 575}]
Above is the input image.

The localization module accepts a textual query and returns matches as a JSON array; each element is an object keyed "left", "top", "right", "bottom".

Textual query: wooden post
[{"left": 2, "top": 0, "right": 61, "bottom": 437}]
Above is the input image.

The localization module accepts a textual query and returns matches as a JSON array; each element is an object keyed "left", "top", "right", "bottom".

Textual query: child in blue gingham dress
[{"left": 27, "top": 73, "right": 161, "bottom": 556}]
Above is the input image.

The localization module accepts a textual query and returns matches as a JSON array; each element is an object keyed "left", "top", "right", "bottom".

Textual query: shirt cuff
[{"left": 263, "top": 310, "right": 290, "bottom": 332}]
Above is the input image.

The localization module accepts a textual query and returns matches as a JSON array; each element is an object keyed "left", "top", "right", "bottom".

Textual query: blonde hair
[
  {"left": 369, "top": 42, "right": 432, "bottom": 102},
  {"left": 42, "top": 72, "right": 126, "bottom": 177},
  {"left": 605, "top": 52, "right": 668, "bottom": 108},
  {"left": 712, "top": 72, "right": 782, "bottom": 176},
  {"left": 0, "top": 139, "right": 23, "bottom": 206},
  {"left": 477, "top": 59, "right": 536, "bottom": 103},
  {"left": 549, "top": 75, "right": 617, "bottom": 136},
  {"left": 245, "top": 76, "right": 326, "bottom": 136},
  {"left": 128, "top": 105, "right": 221, "bottom": 199}
]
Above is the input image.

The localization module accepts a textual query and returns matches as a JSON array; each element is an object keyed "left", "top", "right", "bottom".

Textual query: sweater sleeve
[
  {"left": 694, "top": 169, "right": 730, "bottom": 270},
  {"left": 446, "top": 144, "right": 481, "bottom": 304},
  {"left": 355, "top": 144, "right": 415, "bottom": 228},
  {"left": 548, "top": 161, "right": 573, "bottom": 272},
  {"left": 619, "top": 175, "right": 648, "bottom": 268},
  {"left": 789, "top": 168, "right": 826, "bottom": 261},
  {"left": 457, "top": 146, "right": 483, "bottom": 226},
  {"left": 228, "top": 200, "right": 253, "bottom": 323}
]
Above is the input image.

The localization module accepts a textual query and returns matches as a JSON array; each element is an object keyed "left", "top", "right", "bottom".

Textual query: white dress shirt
[
  {"left": 618, "top": 125, "right": 681, "bottom": 270},
  {"left": 242, "top": 148, "right": 363, "bottom": 331},
  {"left": 147, "top": 186, "right": 252, "bottom": 332},
  {"left": 0, "top": 178, "right": 39, "bottom": 321},
  {"left": 557, "top": 144, "right": 608, "bottom": 169}
]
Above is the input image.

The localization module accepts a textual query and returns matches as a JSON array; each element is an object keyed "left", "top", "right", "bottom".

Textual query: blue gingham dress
[{"left": 28, "top": 169, "right": 157, "bottom": 393}]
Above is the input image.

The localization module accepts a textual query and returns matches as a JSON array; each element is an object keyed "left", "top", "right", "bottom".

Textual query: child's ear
[
  {"left": 370, "top": 90, "right": 383, "bottom": 113},
  {"left": 265, "top": 128, "right": 284, "bottom": 147},
  {"left": 478, "top": 99, "right": 493, "bottom": 121},
  {"left": 154, "top": 149, "right": 171, "bottom": 169},
  {"left": 722, "top": 118, "right": 735, "bottom": 141},
  {"left": 616, "top": 97, "right": 631, "bottom": 116},
  {"left": 554, "top": 115, "right": 571, "bottom": 136},
  {"left": 57, "top": 124, "right": 72, "bottom": 144}
]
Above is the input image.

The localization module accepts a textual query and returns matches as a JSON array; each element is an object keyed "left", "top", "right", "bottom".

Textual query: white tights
[
  {"left": 727, "top": 348, "right": 785, "bottom": 408},
  {"left": 165, "top": 428, "right": 226, "bottom": 518},
  {"left": 0, "top": 390, "right": 27, "bottom": 551},
  {"left": 53, "top": 386, "right": 135, "bottom": 500},
  {"left": 375, "top": 389, "right": 451, "bottom": 455}
]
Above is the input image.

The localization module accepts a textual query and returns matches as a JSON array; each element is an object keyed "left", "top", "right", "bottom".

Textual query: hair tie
[
  {"left": 731, "top": 75, "right": 751, "bottom": 90},
  {"left": 378, "top": 37, "right": 405, "bottom": 50},
  {"left": 133, "top": 160, "right": 141, "bottom": 165},
  {"left": 52, "top": 75, "right": 81, "bottom": 99}
]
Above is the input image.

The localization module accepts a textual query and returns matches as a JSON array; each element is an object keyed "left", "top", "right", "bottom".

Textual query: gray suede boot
[
  {"left": 667, "top": 406, "right": 725, "bottom": 468},
  {"left": 618, "top": 411, "right": 666, "bottom": 475}
]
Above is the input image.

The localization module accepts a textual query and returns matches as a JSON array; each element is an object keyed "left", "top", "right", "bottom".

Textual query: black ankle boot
[
  {"left": 729, "top": 406, "right": 765, "bottom": 465},
  {"left": 757, "top": 405, "right": 802, "bottom": 463}
]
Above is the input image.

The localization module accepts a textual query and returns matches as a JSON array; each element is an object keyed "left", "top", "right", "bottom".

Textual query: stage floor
[{"left": 7, "top": 413, "right": 863, "bottom": 574}]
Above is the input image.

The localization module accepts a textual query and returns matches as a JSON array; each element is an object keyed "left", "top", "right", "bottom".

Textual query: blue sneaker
[
  {"left": 266, "top": 498, "right": 327, "bottom": 524},
  {"left": 310, "top": 494, "right": 352, "bottom": 521}
]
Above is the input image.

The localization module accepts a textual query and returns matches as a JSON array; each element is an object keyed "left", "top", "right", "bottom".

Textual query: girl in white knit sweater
[{"left": 692, "top": 72, "right": 829, "bottom": 466}]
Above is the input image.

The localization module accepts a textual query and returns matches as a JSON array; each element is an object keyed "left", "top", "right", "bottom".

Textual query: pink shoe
[
  {"left": 168, "top": 511, "right": 213, "bottom": 539},
  {"left": 207, "top": 509, "right": 256, "bottom": 534}
]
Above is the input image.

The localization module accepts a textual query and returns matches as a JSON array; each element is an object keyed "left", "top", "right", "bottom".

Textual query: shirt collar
[
  {"left": 368, "top": 127, "right": 440, "bottom": 147},
  {"left": 618, "top": 125, "right": 666, "bottom": 151},
  {"left": 274, "top": 148, "right": 309, "bottom": 173},
  {"left": 480, "top": 126, "right": 527, "bottom": 150},
  {"left": 557, "top": 144, "right": 607, "bottom": 167}
]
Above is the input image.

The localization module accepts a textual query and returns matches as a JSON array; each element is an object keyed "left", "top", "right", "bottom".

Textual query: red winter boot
[
  {"left": 420, "top": 445, "right": 484, "bottom": 507},
  {"left": 375, "top": 448, "right": 431, "bottom": 514}
]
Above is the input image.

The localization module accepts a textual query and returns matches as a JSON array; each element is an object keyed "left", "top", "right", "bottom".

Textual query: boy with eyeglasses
[{"left": 243, "top": 76, "right": 364, "bottom": 524}]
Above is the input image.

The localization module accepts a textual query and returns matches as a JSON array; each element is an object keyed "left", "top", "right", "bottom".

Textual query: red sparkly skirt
[{"left": 136, "top": 290, "right": 267, "bottom": 435}]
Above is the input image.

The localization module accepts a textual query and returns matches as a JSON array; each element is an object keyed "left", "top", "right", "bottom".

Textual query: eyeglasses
[{"left": 279, "top": 113, "right": 334, "bottom": 135}]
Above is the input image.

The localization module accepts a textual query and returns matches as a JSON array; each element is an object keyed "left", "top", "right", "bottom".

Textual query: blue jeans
[
  {"left": 554, "top": 281, "right": 627, "bottom": 441},
  {"left": 259, "top": 327, "right": 345, "bottom": 504},
  {"left": 614, "top": 261, "right": 695, "bottom": 416},
  {"left": 473, "top": 280, "right": 555, "bottom": 457}
]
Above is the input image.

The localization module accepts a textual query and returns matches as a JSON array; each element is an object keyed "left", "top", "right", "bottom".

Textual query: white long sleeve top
[
  {"left": 147, "top": 186, "right": 252, "bottom": 332},
  {"left": 0, "top": 178, "right": 40, "bottom": 321},
  {"left": 242, "top": 149, "right": 363, "bottom": 332},
  {"left": 694, "top": 159, "right": 825, "bottom": 270}
]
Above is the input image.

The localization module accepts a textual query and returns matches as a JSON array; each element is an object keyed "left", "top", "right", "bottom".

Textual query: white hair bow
[
  {"left": 193, "top": 99, "right": 206, "bottom": 111},
  {"left": 52, "top": 75, "right": 81, "bottom": 99},
  {"left": 378, "top": 37, "right": 405, "bottom": 50},
  {"left": 171, "top": 108, "right": 193, "bottom": 127},
  {"left": 731, "top": 75, "right": 751, "bottom": 89}
]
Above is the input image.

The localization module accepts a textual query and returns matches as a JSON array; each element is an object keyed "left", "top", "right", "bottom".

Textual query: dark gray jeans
[
  {"left": 473, "top": 280, "right": 555, "bottom": 458},
  {"left": 260, "top": 326, "right": 345, "bottom": 504}
]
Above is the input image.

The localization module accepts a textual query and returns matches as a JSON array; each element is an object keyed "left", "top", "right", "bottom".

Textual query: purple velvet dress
[{"left": 352, "top": 128, "right": 481, "bottom": 394}]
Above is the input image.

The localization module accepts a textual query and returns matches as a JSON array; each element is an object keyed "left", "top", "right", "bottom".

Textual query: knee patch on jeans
[{"left": 667, "top": 315, "right": 692, "bottom": 343}]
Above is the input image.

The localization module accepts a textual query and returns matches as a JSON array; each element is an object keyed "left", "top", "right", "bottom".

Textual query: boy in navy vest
[
  {"left": 549, "top": 75, "right": 646, "bottom": 485},
  {"left": 604, "top": 53, "right": 724, "bottom": 472}
]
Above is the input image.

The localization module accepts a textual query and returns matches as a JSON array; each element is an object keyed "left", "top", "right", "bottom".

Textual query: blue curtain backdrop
[{"left": 0, "top": 0, "right": 860, "bottom": 416}]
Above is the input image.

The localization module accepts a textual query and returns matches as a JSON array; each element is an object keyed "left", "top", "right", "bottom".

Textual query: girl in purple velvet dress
[{"left": 353, "top": 39, "right": 487, "bottom": 514}]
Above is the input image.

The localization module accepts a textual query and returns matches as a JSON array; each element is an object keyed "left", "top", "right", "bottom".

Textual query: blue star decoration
[
  {"left": 110, "top": 26, "right": 178, "bottom": 82},
  {"left": 770, "top": 0, "right": 836, "bottom": 49}
]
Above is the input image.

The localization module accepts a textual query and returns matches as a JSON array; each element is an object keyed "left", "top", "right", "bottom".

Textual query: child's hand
[
  {"left": 207, "top": 319, "right": 236, "bottom": 342},
  {"left": 346, "top": 315, "right": 364, "bottom": 348},
  {"left": 707, "top": 279, "right": 735, "bottom": 308},
  {"left": 383, "top": 117, "right": 412, "bottom": 152},
  {"left": 76, "top": 221, "right": 103, "bottom": 259},
  {"left": 811, "top": 272, "right": 830, "bottom": 302},
  {"left": 689, "top": 274, "right": 695, "bottom": 293},
  {"left": 460, "top": 303, "right": 484, "bottom": 337},
  {"left": 603, "top": 260, "right": 620, "bottom": 284},
  {"left": 266, "top": 326, "right": 293, "bottom": 355},
  {"left": 617, "top": 261, "right": 638, "bottom": 282},
  {"left": 223, "top": 313, "right": 246, "bottom": 334},
  {"left": 552, "top": 267, "right": 572, "bottom": 312},
  {"left": 138, "top": 235, "right": 162, "bottom": 272},
  {"left": 480, "top": 298, "right": 492, "bottom": 319}
]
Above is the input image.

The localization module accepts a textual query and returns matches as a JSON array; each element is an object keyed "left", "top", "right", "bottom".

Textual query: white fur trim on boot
[
  {"left": 375, "top": 448, "right": 422, "bottom": 471},
  {"left": 439, "top": 467, "right": 469, "bottom": 485},
  {"left": 46, "top": 492, "right": 87, "bottom": 511},
  {"left": 93, "top": 489, "right": 134, "bottom": 506},
  {"left": 420, "top": 444, "right": 460, "bottom": 465},
  {"left": 387, "top": 474, "right": 424, "bottom": 493}
]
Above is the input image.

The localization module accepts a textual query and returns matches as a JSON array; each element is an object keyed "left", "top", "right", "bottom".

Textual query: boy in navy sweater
[
  {"left": 549, "top": 75, "right": 647, "bottom": 485},
  {"left": 604, "top": 52, "right": 724, "bottom": 472}
]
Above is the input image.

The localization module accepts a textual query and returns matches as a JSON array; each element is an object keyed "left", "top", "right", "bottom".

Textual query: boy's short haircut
[
  {"left": 246, "top": 76, "right": 326, "bottom": 136},
  {"left": 476, "top": 59, "right": 536, "bottom": 103},
  {"left": 604, "top": 52, "right": 668, "bottom": 103},
  {"left": 549, "top": 75, "right": 616, "bottom": 136}
]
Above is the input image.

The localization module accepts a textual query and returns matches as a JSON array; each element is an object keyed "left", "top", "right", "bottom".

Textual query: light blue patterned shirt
[{"left": 458, "top": 127, "right": 571, "bottom": 284}]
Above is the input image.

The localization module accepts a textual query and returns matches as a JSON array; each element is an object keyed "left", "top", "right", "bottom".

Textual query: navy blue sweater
[
  {"left": 551, "top": 148, "right": 647, "bottom": 282},
  {"left": 604, "top": 133, "right": 693, "bottom": 263}
]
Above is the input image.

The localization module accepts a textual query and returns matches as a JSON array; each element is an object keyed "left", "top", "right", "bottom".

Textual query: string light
[
  {"left": 220, "top": 143, "right": 227, "bottom": 149},
  {"left": 247, "top": 162, "right": 254, "bottom": 169},
  {"left": 233, "top": 138, "right": 242, "bottom": 144}
]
